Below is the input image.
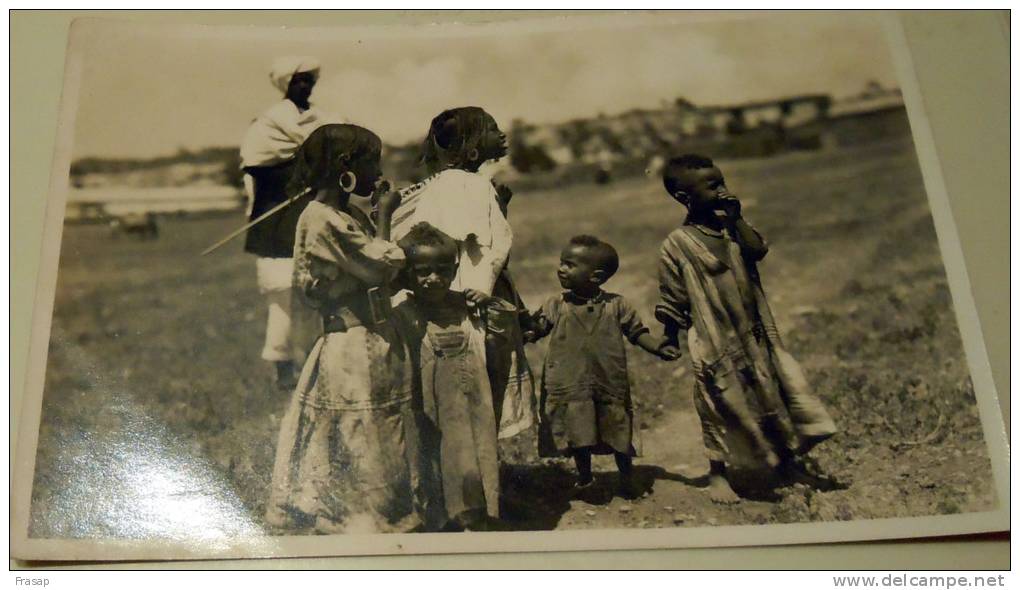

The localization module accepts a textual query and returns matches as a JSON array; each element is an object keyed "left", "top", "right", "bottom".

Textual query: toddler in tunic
[
  {"left": 656, "top": 154, "right": 839, "bottom": 504},
  {"left": 527, "top": 235, "right": 678, "bottom": 497},
  {"left": 393, "top": 222, "right": 514, "bottom": 530}
]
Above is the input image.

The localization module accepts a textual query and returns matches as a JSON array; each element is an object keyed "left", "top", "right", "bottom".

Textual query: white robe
[
  {"left": 240, "top": 99, "right": 334, "bottom": 365},
  {"left": 240, "top": 100, "right": 332, "bottom": 169},
  {"left": 392, "top": 169, "right": 513, "bottom": 296}
]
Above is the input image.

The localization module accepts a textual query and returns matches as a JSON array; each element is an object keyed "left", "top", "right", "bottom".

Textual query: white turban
[{"left": 269, "top": 56, "right": 321, "bottom": 94}]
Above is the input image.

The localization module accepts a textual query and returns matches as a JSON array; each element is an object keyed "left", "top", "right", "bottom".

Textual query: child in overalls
[{"left": 394, "top": 222, "right": 517, "bottom": 530}]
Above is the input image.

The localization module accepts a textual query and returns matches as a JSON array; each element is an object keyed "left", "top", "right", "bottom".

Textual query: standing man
[{"left": 240, "top": 56, "right": 327, "bottom": 389}]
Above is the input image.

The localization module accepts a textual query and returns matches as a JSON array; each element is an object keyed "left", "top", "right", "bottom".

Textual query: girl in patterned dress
[{"left": 266, "top": 124, "right": 422, "bottom": 534}]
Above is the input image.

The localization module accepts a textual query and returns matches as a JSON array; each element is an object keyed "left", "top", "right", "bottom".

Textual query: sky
[{"left": 70, "top": 13, "right": 900, "bottom": 160}]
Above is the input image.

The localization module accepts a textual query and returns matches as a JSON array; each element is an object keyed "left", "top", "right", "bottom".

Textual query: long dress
[
  {"left": 394, "top": 293, "right": 515, "bottom": 528},
  {"left": 531, "top": 291, "right": 649, "bottom": 457},
  {"left": 266, "top": 201, "right": 422, "bottom": 534},
  {"left": 655, "top": 224, "right": 837, "bottom": 468},
  {"left": 392, "top": 169, "right": 535, "bottom": 439}
]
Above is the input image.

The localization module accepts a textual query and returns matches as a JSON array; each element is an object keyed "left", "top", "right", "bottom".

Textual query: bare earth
[{"left": 29, "top": 136, "right": 998, "bottom": 539}]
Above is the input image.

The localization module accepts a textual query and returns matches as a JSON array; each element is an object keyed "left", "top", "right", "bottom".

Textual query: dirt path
[
  {"left": 551, "top": 405, "right": 733, "bottom": 531},
  {"left": 500, "top": 398, "right": 788, "bottom": 531}
]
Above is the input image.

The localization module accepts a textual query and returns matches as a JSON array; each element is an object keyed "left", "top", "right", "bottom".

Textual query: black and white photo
[{"left": 11, "top": 11, "right": 1009, "bottom": 561}]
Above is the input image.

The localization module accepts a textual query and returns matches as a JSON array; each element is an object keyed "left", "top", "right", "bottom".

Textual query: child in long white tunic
[{"left": 391, "top": 107, "right": 534, "bottom": 440}]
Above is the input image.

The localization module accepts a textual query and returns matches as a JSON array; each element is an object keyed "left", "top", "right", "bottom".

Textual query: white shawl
[
  {"left": 392, "top": 169, "right": 513, "bottom": 296},
  {"left": 240, "top": 100, "right": 328, "bottom": 169}
]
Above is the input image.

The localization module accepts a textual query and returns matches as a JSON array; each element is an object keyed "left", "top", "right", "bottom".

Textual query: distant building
[
  {"left": 701, "top": 94, "right": 832, "bottom": 135},
  {"left": 823, "top": 82, "right": 907, "bottom": 148},
  {"left": 504, "top": 92, "right": 849, "bottom": 176},
  {"left": 829, "top": 82, "right": 904, "bottom": 117}
]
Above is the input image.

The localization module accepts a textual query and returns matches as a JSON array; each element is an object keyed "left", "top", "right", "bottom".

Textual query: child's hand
[
  {"left": 463, "top": 288, "right": 492, "bottom": 307},
  {"left": 656, "top": 335, "right": 681, "bottom": 361},
  {"left": 521, "top": 329, "right": 538, "bottom": 344},
  {"left": 657, "top": 345, "right": 681, "bottom": 361},
  {"left": 370, "top": 179, "right": 392, "bottom": 204},
  {"left": 523, "top": 310, "right": 553, "bottom": 344},
  {"left": 375, "top": 186, "right": 402, "bottom": 219},
  {"left": 717, "top": 193, "right": 742, "bottom": 222}
]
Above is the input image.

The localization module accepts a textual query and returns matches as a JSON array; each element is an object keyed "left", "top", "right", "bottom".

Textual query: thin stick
[{"left": 200, "top": 189, "right": 310, "bottom": 256}]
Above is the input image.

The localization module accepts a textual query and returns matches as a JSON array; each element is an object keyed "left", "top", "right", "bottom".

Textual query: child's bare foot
[
  {"left": 708, "top": 474, "right": 741, "bottom": 504},
  {"left": 573, "top": 477, "right": 594, "bottom": 492},
  {"left": 781, "top": 458, "right": 848, "bottom": 491},
  {"left": 796, "top": 432, "right": 836, "bottom": 455}
]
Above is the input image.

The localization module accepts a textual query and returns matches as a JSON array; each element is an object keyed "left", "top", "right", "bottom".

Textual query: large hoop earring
[
  {"left": 467, "top": 148, "right": 479, "bottom": 162},
  {"left": 339, "top": 171, "right": 358, "bottom": 193}
]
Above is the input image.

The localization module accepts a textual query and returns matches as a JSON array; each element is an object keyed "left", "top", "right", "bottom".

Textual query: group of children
[{"left": 264, "top": 108, "right": 839, "bottom": 535}]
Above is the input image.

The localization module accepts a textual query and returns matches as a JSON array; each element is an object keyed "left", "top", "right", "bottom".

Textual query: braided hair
[
  {"left": 421, "top": 107, "right": 499, "bottom": 175},
  {"left": 286, "top": 124, "right": 382, "bottom": 198}
]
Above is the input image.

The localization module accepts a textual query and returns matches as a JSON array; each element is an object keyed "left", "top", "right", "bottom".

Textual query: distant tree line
[{"left": 71, "top": 147, "right": 245, "bottom": 188}]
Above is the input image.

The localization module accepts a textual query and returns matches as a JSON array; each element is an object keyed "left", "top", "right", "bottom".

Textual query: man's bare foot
[{"left": 708, "top": 474, "right": 741, "bottom": 504}]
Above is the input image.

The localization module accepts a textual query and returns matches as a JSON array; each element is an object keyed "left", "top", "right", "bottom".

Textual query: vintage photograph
[{"left": 12, "top": 12, "right": 1008, "bottom": 559}]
